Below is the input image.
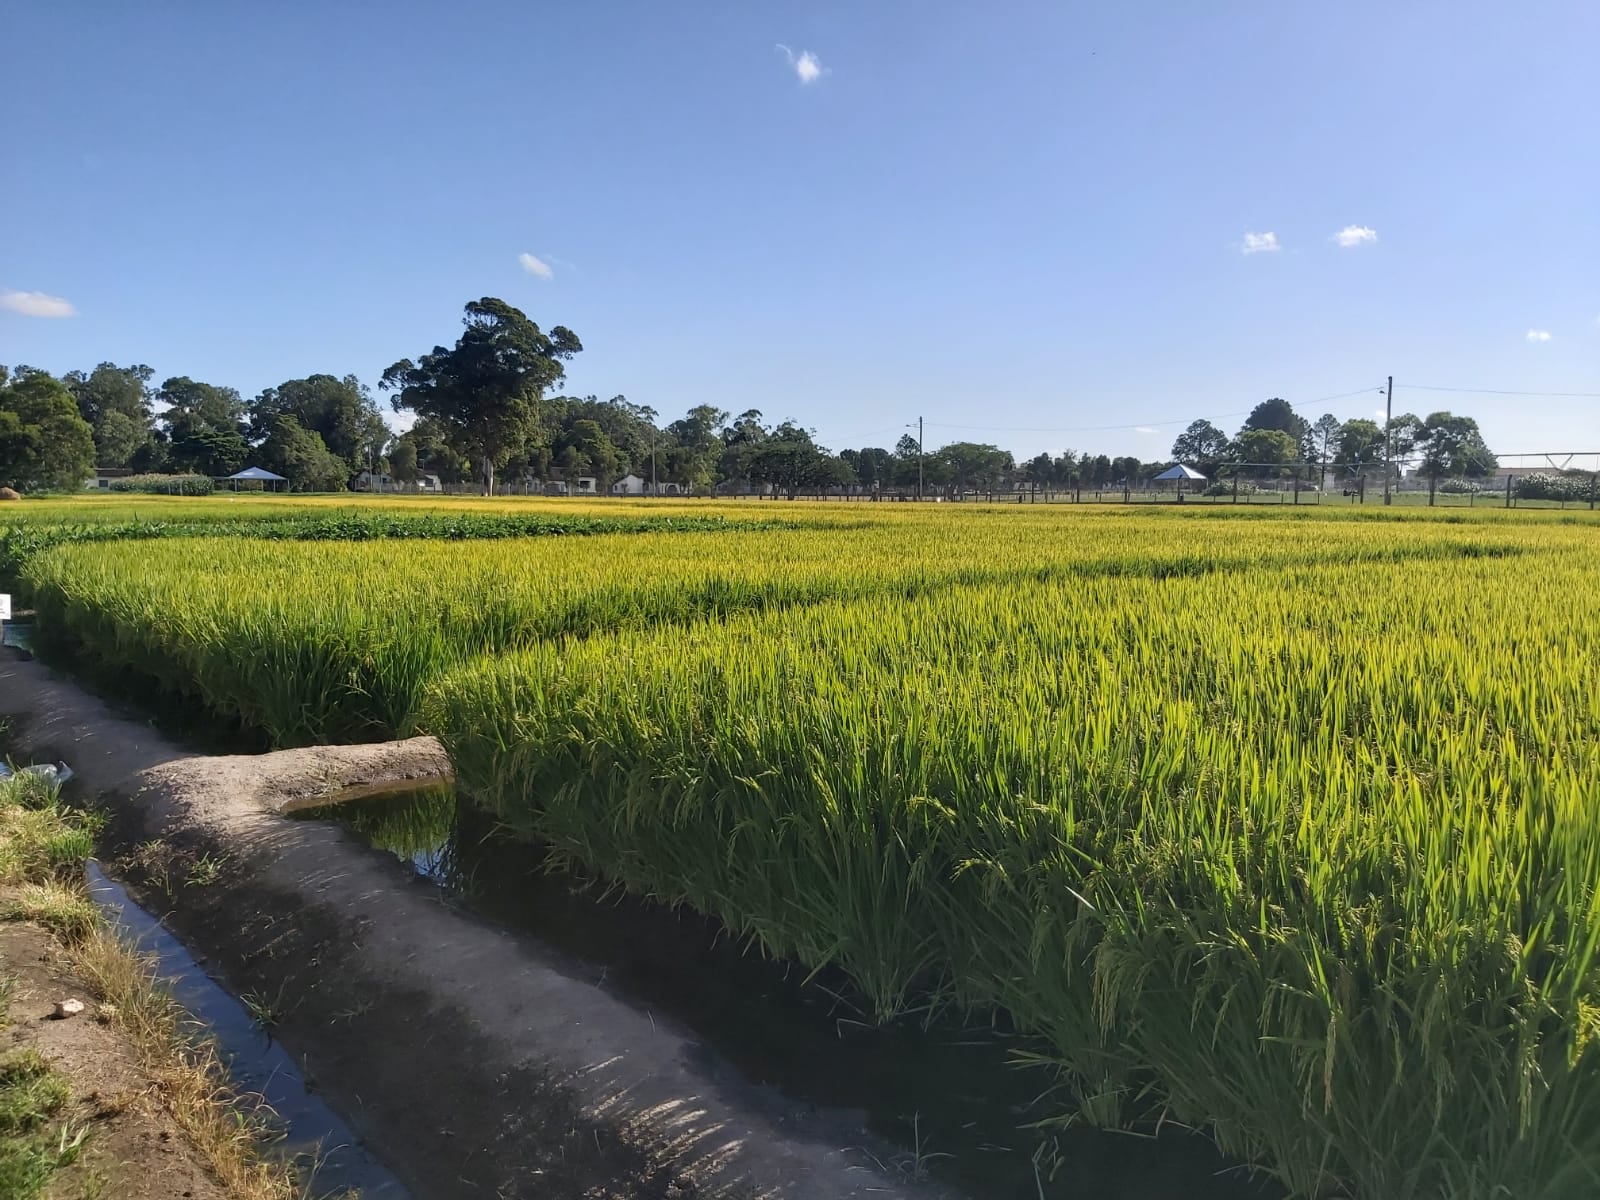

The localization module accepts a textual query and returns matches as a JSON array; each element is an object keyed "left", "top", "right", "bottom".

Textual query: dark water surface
[
  {"left": 291, "top": 787, "right": 1282, "bottom": 1200},
  {"left": 87, "top": 861, "right": 408, "bottom": 1199}
]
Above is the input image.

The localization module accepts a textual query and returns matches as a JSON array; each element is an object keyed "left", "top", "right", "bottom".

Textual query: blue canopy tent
[{"left": 225, "top": 466, "right": 288, "bottom": 493}]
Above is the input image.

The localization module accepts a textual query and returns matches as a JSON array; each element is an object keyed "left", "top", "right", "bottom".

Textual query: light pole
[
  {"left": 1382, "top": 375, "right": 1394, "bottom": 505},
  {"left": 904, "top": 418, "right": 925, "bottom": 500}
]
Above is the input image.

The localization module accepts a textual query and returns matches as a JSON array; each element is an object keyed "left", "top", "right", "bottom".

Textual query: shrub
[
  {"left": 108, "top": 474, "right": 215, "bottom": 496},
  {"left": 1202, "top": 479, "right": 1259, "bottom": 497},
  {"left": 1513, "top": 472, "right": 1593, "bottom": 502}
]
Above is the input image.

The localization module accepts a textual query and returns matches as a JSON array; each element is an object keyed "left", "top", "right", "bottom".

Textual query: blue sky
[{"left": 3, "top": 2, "right": 1596, "bottom": 463}]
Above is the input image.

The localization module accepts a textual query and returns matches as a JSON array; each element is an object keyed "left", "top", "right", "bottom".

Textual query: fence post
[{"left": 1505, "top": 476, "right": 1513, "bottom": 508}]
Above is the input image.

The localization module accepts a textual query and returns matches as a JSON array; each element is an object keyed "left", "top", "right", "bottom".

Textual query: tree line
[{"left": 0, "top": 297, "right": 1499, "bottom": 496}]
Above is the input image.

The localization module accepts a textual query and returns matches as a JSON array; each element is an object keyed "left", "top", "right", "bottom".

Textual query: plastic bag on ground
[{"left": 0, "top": 762, "right": 73, "bottom": 786}]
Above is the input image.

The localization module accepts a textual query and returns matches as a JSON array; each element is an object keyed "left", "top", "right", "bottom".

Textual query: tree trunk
[{"left": 482, "top": 456, "right": 495, "bottom": 497}]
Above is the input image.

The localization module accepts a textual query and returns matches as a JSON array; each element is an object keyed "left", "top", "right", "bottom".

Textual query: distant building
[
  {"left": 358, "top": 470, "right": 442, "bottom": 492},
  {"left": 543, "top": 469, "right": 598, "bottom": 496},
  {"left": 611, "top": 473, "right": 686, "bottom": 496},
  {"left": 86, "top": 467, "right": 136, "bottom": 490}
]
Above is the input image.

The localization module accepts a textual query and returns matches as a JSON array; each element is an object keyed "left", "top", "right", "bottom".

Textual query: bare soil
[{"left": 0, "top": 916, "right": 227, "bottom": 1200}]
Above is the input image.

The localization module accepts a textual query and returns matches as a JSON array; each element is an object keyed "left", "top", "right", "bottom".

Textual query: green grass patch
[{"left": 0, "top": 1048, "right": 84, "bottom": 1199}]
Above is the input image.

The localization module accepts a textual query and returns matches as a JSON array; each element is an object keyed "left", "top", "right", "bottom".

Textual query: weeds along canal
[{"left": 289, "top": 785, "right": 1284, "bottom": 1200}]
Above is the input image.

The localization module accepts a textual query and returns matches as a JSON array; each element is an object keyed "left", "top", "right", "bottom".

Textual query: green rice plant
[
  {"left": 425, "top": 541, "right": 1600, "bottom": 1198},
  {"left": 21, "top": 507, "right": 1561, "bottom": 745}
]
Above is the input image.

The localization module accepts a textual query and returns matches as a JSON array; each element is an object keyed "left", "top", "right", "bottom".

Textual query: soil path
[
  {"left": 0, "top": 654, "right": 950, "bottom": 1200},
  {"left": 0, "top": 918, "right": 228, "bottom": 1200}
]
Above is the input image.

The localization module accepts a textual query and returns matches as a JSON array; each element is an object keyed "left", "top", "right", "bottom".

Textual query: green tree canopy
[
  {"left": 1309, "top": 414, "right": 1343, "bottom": 476},
  {"left": 158, "top": 376, "right": 249, "bottom": 476},
  {"left": 559, "top": 418, "right": 623, "bottom": 488},
  {"left": 937, "top": 442, "right": 1014, "bottom": 491},
  {"left": 1171, "top": 419, "right": 1231, "bottom": 470},
  {"left": 394, "top": 417, "right": 471, "bottom": 484},
  {"left": 0, "top": 368, "right": 96, "bottom": 491},
  {"left": 1234, "top": 428, "right": 1300, "bottom": 478},
  {"left": 665, "top": 404, "right": 728, "bottom": 493},
  {"left": 1385, "top": 413, "right": 1423, "bottom": 469},
  {"left": 64, "top": 362, "right": 157, "bottom": 467},
  {"left": 388, "top": 437, "right": 420, "bottom": 484},
  {"left": 1333, "top": 418, "right": 1385, "bottom": 478},
  {"left": 1417, "top": 411, "right": 1496, "bottom": 479},
  {"left": 381, "top": 298, "right": 581, "bottom": 495},
  {"left": 252, "top": 374, "right": 387, "bottom": 479},
  {"left": 1240, "top": 398, "right": 1308, "bottom": 442},
  {"left": 255, "top": 415, "right": 349, "bottom": 492},
  {"left": 838, "top": 446, "right": 893, "bottom": 489}
]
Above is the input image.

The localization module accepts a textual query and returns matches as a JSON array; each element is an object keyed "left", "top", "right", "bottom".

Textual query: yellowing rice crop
[{"left": 17, "top": 498, "right": 1600, "bottom": 1197}]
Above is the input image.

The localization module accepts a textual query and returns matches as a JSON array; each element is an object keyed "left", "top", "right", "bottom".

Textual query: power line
[
  {"left": 1401, "top": 385, "right": 1600, "bottom": 400},
  {"left": 919, "top": 385, "right": 1385, "bottom": 436}
]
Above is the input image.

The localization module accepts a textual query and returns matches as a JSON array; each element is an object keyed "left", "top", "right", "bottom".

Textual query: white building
[{"left": 611, "top": 473, "right": 687, "bottom": 496}]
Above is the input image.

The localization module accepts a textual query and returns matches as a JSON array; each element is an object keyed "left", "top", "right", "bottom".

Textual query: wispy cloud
[
  {"left": 776, "top": 44, "right": 825, "bottom": 84},
  {"left": 1241, "top": 231, "right": 1280, "bottom": 255},
  {"left": 1526, "top": 328, "right": 1553, "bottom": 343},
  {"left": 517, "top": 252, "right": 553, "bottom": 279},
  {"left": 1134, "top": 426, "right": 1160, "bottom": 435},
  {"left": 1335, "top": 224, "right": 1378, "bottom": 248},
  {"left": 0, "top": 290, "right": 76, "bottom": 318}
]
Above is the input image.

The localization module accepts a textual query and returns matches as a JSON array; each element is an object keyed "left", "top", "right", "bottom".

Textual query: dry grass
[
  {"left": 0, "top": 768, "right": 305, "bottom": 1199},
  {"left": 69, "top": 930, "right": 300, "bottom": 1200}
]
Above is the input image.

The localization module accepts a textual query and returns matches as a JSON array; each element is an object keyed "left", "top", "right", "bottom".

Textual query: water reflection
[{"left": 292, "top": 789, "right": 1280, "bottom": 1200}]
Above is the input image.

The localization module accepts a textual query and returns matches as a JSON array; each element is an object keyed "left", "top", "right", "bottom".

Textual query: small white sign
[{"left": 0, "top": 594, "right": 10, "bottom": 621}]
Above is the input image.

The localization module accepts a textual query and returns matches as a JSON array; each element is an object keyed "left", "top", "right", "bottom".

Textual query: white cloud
[
  {"left": 0, "top": 290, "right": 76, "bottom": 318},
  {"left": 1134, "top": 426, "right": 1160, "bottom": 435},
  {"left": 776, "top": 44, "right": 825, "bottom": 84},
  {"left": 1241, "top": 231, "right": 1280, "bottom": 255},
  {"left": 1526, "top": 328, "right": 1553, "bottom": 343},
  {"left": 518, "top": 252, "right": 553, "bottom": 279},
  {"left": 1335, "top": 224, "right": 1378, "bottom": 248}
]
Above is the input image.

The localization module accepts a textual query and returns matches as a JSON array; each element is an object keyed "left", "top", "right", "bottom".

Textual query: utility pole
[
  {"left": 651, "top": 429, "right": 657, "bottom": 496},
  {"left": 917, "top": 416, "right": 924, "bottom": 501},
  {"left": 1382, "top": 375, "right": 1394, "bottom": 506}
]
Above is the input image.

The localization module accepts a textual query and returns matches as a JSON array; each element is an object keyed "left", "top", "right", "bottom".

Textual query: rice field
[{"left": 14, "top": 496, "right": 1600, "bottom": 1197}]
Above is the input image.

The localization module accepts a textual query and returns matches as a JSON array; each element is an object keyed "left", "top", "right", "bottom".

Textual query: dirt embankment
[{"left": 0, "top": 655, "right": 952, "bottom": 1200}]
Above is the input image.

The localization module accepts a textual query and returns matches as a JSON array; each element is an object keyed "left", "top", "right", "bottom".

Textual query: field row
[
  {"left": 23, "top": 511, "right": 1551, "bottom": 744},
  {"left": 428, "top": 549, "right": 1600, "bottom": 1199}
]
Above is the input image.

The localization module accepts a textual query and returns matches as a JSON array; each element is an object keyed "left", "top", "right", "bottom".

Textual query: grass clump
[{"left": 0, "top": 1047, "right": 82, "bottom": 1200}]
